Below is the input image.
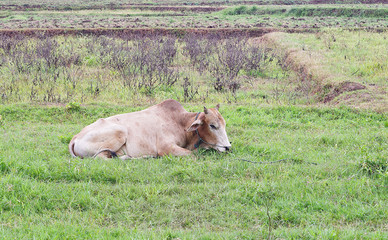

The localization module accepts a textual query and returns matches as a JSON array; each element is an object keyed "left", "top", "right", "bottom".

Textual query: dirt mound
[
  {"left": 323, "top": 82, "right": 366, "bottom": 103},
  {"left": 332, "top": 85, "right": 387, "bottom": 112}
]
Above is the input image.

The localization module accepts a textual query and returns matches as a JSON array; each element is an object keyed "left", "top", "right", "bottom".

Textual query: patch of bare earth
[
  {"left": 123, "top": 5, "right": 225, "bottom": 12},
  {"left": 0, "top": 4, "right": 225, "bottom": 11},
  {"left": 331, "top": 83, "right": 387, "bottom": 112},
  {"left": 323, "top": 82, "right": 366, "bottom": 103}
]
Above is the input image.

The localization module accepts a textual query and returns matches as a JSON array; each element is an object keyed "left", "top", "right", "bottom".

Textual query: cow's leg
[
  {"left": 158, "top": 145, "right": 192, "bottom": 157},
  {"left": 73, "top": 123, "right": 127, "bottom": 159}
]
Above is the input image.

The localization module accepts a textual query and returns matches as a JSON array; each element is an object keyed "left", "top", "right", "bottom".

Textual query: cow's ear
[
  {"left": 215, "top": 104, "right": 220, "bottom": 110},
  {"left": 186, "top": 113, "right": 205, "bottom": 132},
  {"left": 186, "top": 119, "right": 203, "bottom": 132}
]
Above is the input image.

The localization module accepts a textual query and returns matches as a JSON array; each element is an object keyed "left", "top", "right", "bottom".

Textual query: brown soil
[
  {"left": 123, "top": 6, "right": 226, "bottom": 12},
  {"left": 2, "top": 0, "right": 387, "bottom": 10},
  {"left": 323, "top": 82, "right": 366, "bottom": 103},
  {"left": 331, "top": 84, "right": 387, "bottom": 112},
  {"left": 0, "top": 4, "right": 225, "bottom": 12},
  {"left": 153, "top": 1, "right": 388, "bottom": 5}
]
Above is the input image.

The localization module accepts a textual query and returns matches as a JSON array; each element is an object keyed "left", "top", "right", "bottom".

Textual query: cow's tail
[{"left": 69, "top": 137, "right": 77, "bottom": 158}]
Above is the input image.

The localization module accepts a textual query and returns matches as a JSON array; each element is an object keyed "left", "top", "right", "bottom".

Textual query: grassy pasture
[
  {"left": 0, "top": 0, "right": 388, "bottom": 238},
  {"left": 0, "top": 103, "right": 387, "bottom": 239}
]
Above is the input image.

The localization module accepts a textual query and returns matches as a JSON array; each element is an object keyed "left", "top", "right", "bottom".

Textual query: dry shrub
[{"left": 183, "top": 35, "right": 271, "bottom": 101}]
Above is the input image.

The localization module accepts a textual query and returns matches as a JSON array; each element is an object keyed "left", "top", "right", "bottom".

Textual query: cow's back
[{"left": 106, "top": 99, "right": 186, "bottom": 126}]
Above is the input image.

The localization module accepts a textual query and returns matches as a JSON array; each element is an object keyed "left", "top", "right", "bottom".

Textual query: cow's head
[{"left": 187, "top": 104, "right": 231, "bottom": 152}]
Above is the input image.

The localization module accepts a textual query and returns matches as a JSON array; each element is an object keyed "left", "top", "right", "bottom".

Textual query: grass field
[
  {"left": 0, "top": 0, "right": 387, "bottom": 239},
  {"left": 1, "top": 104, "right": 387, "bottom": 239}
]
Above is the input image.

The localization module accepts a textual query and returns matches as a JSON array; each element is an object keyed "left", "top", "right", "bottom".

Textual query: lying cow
[{"left": 69, "top": 99, "right": 231, "bottom": 159}]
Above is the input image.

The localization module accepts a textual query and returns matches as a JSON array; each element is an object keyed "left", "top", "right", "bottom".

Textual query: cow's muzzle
[
  {"left": 216, "top": 145, "right": 232, "bottom": 152},
  {"left": 225, "top": 142, "right": 232, "bottom": 152}
]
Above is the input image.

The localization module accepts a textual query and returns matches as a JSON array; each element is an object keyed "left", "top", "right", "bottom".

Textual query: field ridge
[
  {"left": 1, "top": 27, "right": 387, "bottom": 38},
  {"left": 260, "top": 31, "right": 388, "bottom": 111},
  {"left": 224, "top": 5, "right": 388, "bottom": 18},
  {"left": 0, "top": 27, "right": 317, "bottom": 38}
]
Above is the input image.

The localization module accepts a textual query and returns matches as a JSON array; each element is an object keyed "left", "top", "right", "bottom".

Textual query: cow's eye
[{"left": 210, "top": 124, "right": 217, "bottom": 130}]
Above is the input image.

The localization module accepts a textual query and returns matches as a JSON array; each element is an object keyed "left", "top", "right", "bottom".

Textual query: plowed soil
[{"left": 2, "top": 1, "right": 387, "bottom": 10}]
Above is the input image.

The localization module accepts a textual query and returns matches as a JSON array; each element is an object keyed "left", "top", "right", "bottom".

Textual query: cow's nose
[{"left": 225, "top": 146, "right": 231, "bottom": 151}]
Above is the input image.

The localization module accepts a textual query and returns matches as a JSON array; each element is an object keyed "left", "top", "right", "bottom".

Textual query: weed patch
[
  {"left": 360, "top": 157, "right": 388, "bottom": 176},
  {"left": 0, "top": 34, "right": 288, "bottom": 104}
]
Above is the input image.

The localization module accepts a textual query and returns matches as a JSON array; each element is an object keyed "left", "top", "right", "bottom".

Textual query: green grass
[
  {"left": 0, "top": 103, "right": 387, "bottom": 238},
  {"left": 224, "top": 5, "right": 388, "bottom": 18},
  {"left": 288, "top": 7, "right": 388, "bottom": 18}
]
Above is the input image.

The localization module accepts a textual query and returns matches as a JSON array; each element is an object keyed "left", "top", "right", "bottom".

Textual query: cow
[{"left": 69, "top": 99, "right": 231, "bottom": 159}]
